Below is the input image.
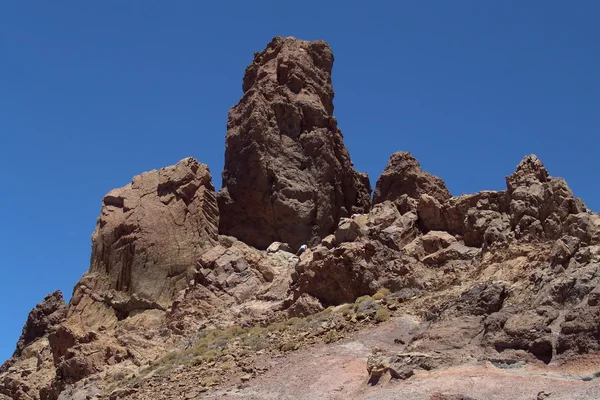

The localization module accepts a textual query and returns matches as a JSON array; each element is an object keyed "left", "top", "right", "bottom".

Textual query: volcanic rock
[
  {"left": 217, "top": 36, "right": 371, "bottom": 251},
  {"left": 418, "top": 155, "right": 593, "bottom": 248},
  {"left": 69, "top": 157, "right": 219, "bottom": 328},
  {"left": 4, "top": 38, "right": 600, "bottom": 400},
  {"left": 374, "top": 151, "right": 451, "bottom": 204},
  {"left": 4, "top": 291, "right": 67, "bottom": 364}
]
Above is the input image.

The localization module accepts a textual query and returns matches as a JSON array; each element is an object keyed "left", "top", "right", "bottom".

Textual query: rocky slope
[{"left": 2, "top": 37, "right": 600, "bottom": 400}]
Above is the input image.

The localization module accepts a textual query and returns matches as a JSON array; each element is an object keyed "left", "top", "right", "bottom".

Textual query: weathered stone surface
[
  {"left": 5, "top": 37, "right": 600, "bottom": 400},
  {"left": 218, "top": 36, "right": 371, "bottom": 251},
  {"left": 169, "top": 237, "right": 297, "bottom": 333},
  {"left": 71, "top": 157, "right": 219, "bottom": 325},
  {"left": 557, "top": 306, "right": 600, "bottom": 354},
  {"left": 293, "top": 241, "right": 400, "bottom": 305},
  {"left": 506, "top": 155, "right": 587, "bottom": 241},
  {"left": 287, "top": 293, "right": 323, "bottom": 318},
  {"left": 550, "top": 235, "right": 581, "bottom": 266},
  {"left": 333, "top": 218, "right": 365, "bottom": 246},
  {"left": 454, "top": 282, "right": 507, "bottom": 316},
  {"left": 484, "top": 309, "right": 556, "bottom": 363},
  {"left": 374, "top": 151, "right": 451, "bottom": 204},
  {"left": 418, "top": 155, "right": 595, "bottom": 249},
  {"left": 266, "top": 242, "right": 293, "bottom": 254},
  {"left": 3, "top": 291, "right": 67, "bottom": 365}
]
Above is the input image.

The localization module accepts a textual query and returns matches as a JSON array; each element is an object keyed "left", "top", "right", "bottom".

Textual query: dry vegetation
[{"left": 114, "top": 289, "right": 400, "bottom": 397}]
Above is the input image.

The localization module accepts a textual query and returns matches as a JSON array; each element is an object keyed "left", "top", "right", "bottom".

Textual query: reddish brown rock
[
  {"left": 418, "top": 155, "right": 594, "bottom": 248},
  {"left": 217, "top": 36, "right": 371, "bottom": 251},
  {"left": 557, "top": 306, "right": 600, "bottom": 355},
  {"left": 70, "top": 157, "right": 219, "bottom": 325},
  {"left": 374, "top": 151, "right": 451, "bottom": 205},
  {"left": 14, "top": 292, "right": 66, "bottom": 359},
  {"left": 1, "top": 291, "right": 67, "bottom": 373},
  {"left": 5, "top": 37, "right": 600, "bottom": 400},
  {"left": 506, "top": 155, "right": 588, "bottom": 241}
]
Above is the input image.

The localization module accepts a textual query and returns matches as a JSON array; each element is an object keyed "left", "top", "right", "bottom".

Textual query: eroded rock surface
[
  {"left": 71, "top": 157, "right": 219, "bottom": 327},
  {"left": 3, "top": 36, "right": 600, "bottom": 400},
  {"left": 217, "top": 36, "right": 371, "bottom": 251},
  {"left": 374, "top": 151, "right": 451, "bottom": 204},
  {"left": 3, "top": 291, "right": 67, "bottom": 365}
]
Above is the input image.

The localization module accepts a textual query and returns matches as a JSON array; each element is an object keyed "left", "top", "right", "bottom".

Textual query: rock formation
[
  {"left": 1, "top": 292, "right": 67, "bottom": 372},
  {"left": 72, "top": 157, "right": 219, "bottom": 326},
  {"left": 3, "top": 37, "right": 600, "bottom": 400},
  {"left": 373, "top": 151, "right": 451, "bottom": 204},
  {"left": 217, "top": 36, "right": 372, "bottom": 250},
  {"left": 292, "top": 154, "right": 600, "bottom": 374}
]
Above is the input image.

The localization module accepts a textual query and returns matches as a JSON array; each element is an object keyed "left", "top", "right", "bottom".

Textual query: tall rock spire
[{"left": 218, "top": 36, "right": 371, "bottom": 250}]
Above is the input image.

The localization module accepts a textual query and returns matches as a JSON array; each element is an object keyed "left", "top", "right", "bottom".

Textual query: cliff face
[
  {"left": 85, "top": 157, "right": 218, "bottom": 309},
  {"left": 217, "top": 36, "right": 372, "bottom": 251},
  {"left": 3, "top": 37, "right": 600, "bottom": 400}
]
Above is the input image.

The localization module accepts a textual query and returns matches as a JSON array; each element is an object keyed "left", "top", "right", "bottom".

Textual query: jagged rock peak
[
  {"left": 374, "top": 151, "right": 451, "bottom": 205},
  {"left": 73, "top": 157, "right": 219, "bottom": 323},
  {"left": 242, "top": 36, "right": 335, "bottom": 99},
  {"left": 506, "top": 154, "right": 550, "bottom": 190},
  {"left": 1, "top": 291, "right": 67, "bottom": 372},
  {"left": 218, "top": 36, "right": 372, "bottom": 250},
  {"left": 14, "top": 291, "right": 66, "bottom": 357}
]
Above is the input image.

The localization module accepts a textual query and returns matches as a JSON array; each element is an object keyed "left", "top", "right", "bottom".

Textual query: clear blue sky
[{"left": 1, "top": 1, "right": 598, "bottom": 362}]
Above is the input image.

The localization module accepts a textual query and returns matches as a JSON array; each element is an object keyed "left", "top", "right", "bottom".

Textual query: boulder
[
  {"left": 333, "top": 218, "right": 365, "bottom": 246},
  {"left": 218, "top": 36, "right": 371, "bottom": 251},
  {"left": 287, "top": 293, "right": 324, "bottom": 318},
  {"left": 557, "top": 306, "right": 600, "bottom": 354},
  {"left": 266, "top": 242, "right": 293, "bottom": 254},
  {"left": 454, "top": 282, "right": 507, "bottom": 316},
  {"left": 550, "top": 235, "right": 581, "bottom": 266}
]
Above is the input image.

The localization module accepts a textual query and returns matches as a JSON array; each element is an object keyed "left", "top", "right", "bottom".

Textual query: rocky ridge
[{"left": 2, "top": 37, "right": 600, "bottom": 400}]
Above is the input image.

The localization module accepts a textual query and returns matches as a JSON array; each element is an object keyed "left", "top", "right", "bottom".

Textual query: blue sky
[{"left": 0, "top": 1, "right": 598, "bottom": 362}]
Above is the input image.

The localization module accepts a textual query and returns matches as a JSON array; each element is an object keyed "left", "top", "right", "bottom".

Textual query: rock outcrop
[
  {"left": 217, "top": 36, "right": 372, "bottom": 250},
  {"left": 1, "top": 158, "right": 223, "bottom": 400},
  {"left": 70, "top": 157, "right": 219, "bottom": 327},
  {"left": 6, "top": 292, "right": 67, "bottom": 363},
  {"left": 1, "top": 291, "right": 67, "bottom": 375},
  {"left": 3, "top": 37, "right": 600, "bottom": 400},
  {"left": 374, "top": 151, "right": 451, "bottom": 204},
  {"left": 417, "top": 155, "right": 592, "bottom": 248},
  {"left": 290, "top": 154, "right": 600, "bottom": 376}
]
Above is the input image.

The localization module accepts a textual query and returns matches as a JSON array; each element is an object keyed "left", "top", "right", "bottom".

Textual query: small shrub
[
  {"left": 355, "top": 298, "right": 377, "bottom": 319},
  {"left": 267, "top": 322, "right": 286, "bottom": 332},
  {"left": 243, "top": 335, "right": 270, "bottom": 351},
  {"left": 340, "top": 303, "right": 354, "bottom": 316},
  {"left": 287, "top": 317, "right": 308, "bottom": 332},
  {"left": 221, "top": 360, "right": 235, "bottom": 371},
  {"left": 248, "top": 326, "right": 265, "bottom": 336},
  {"left": 372, "top": 288, "right": 391, "bottom": 300},
  {"left": 323, "top": 330, "right": 340, "bottom": 343},
  {"left": 202, "top": 348, "right": 223, "bottom": 363},
  {"left": 374, "top": 307, "right": 391, "bottom": 323},
  {"left": 355, "top": 295, "right": 373, "bottom": 304},
  {"left": 201, "top": 376, "right": 220, "bottom": 387},
  {"left": 223, "top": 325, "right": 247, "bottom": 338},
  {"left": 280, "top": 341, "right": 298, "bottom": 352}
]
